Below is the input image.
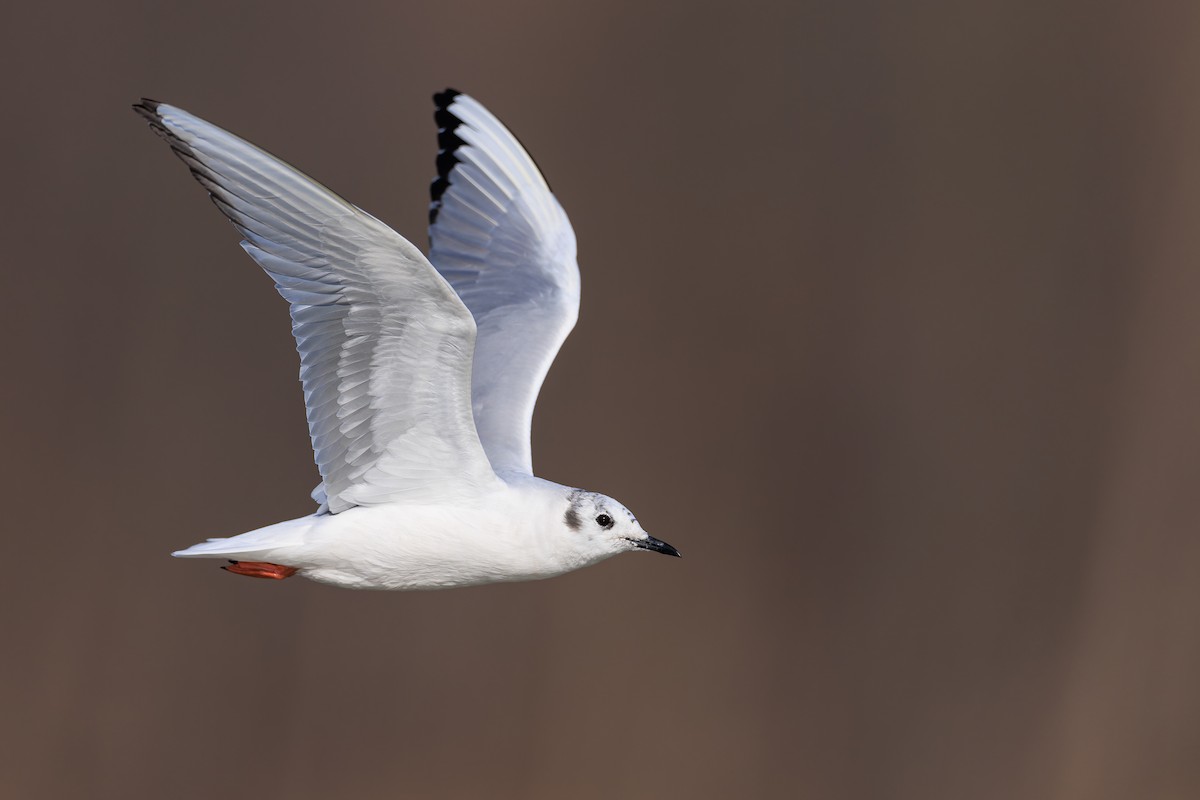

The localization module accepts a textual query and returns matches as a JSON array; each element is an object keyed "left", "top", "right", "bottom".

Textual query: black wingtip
[
  {"left": 430, "top": 89, "right": 466, "bottom": 225},
  {"left": 132, "top": 98, "right": 183, "bottom": 150},
  {"left": 131, "top": 98, "right": 187, "bottom": 150},
  {"left": 432, "top": 89, "right": 463, "bottom": 132},
  {"left": 132, "top": 98, "right": 161, "bottom": 120}
]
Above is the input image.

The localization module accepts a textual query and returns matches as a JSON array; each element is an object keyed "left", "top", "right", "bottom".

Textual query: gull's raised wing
[
  {"left": 135, "top": 100, "right": 499, "bottom": 513},
  {"left": 428, "top": 90, "right": 580, "bottom": 478}
]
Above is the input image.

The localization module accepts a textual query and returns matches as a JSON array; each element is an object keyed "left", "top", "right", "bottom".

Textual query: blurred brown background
[{"left": 4, "top": 1, "right": 1200, "bottom": 798}]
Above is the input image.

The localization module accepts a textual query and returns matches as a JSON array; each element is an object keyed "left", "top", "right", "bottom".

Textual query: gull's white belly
[{"left": 282, "top": 497, "right": 569, "bottom": 590}]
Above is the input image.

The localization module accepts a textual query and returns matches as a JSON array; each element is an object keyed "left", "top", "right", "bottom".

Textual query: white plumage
[{"left": 135, "top": 90, "right": 678, "bottom": 590}]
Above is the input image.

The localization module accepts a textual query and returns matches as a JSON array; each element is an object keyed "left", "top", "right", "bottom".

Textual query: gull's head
[{"left": 559, "top": 489, "right": 680, "bottom": 563}]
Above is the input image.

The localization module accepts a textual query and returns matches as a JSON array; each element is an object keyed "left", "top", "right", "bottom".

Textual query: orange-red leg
[{"left": 222, "top": 560, "right": 299, "bottom": 580}]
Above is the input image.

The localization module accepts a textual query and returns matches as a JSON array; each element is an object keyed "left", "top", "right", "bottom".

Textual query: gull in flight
[{"left": 133, "top": 90, "right": 679, "bottom": 590}]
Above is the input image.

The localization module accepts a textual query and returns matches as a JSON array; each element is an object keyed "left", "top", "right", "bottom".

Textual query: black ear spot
[
  {"left": 595, "top": 514, "right": 613, "bottom": 529},
  {"left": 564, "top": 506, "right": 582, "bottom": 531}
]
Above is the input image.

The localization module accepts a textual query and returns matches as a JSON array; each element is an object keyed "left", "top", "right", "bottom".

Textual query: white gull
[{"left": 133, "top": 89, "right": 679, "bottom": 590}]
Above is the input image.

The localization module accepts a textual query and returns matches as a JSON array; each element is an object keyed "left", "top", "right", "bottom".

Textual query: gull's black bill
[{"left": 635, "top": 536, "right": 682, "bottom": 558}]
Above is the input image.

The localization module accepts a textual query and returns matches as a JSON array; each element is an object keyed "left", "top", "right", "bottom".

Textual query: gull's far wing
[
  {"left": 135, "top": 100, "right": 499, "bottom": 513},
  {"left": 427, "top": 90, "right": 580, "bottom": 478}
]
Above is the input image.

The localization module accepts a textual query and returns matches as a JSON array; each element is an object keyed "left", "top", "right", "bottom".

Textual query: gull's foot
[{"left": 222, "top": 560, "right": 299, "bottom": 580}]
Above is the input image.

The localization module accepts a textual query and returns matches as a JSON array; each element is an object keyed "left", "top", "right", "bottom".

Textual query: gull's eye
[{"left": 595, "top": 513, "right": 613, "bottom": 529}]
